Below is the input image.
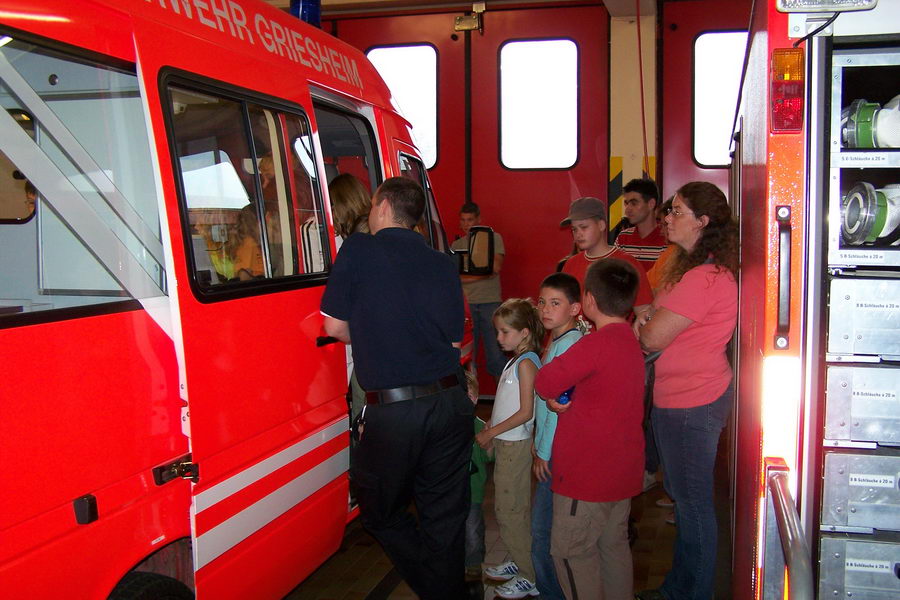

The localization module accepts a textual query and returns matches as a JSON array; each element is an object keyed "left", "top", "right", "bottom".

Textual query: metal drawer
[
  {"left": 828, "top": 278, "right": 900, "bottom": 358},
  {"left": 822, "top": 453, "right": 900, "bottom": 533},
  {"left": 819, "top": 536, "right": 900, "bottom": 599},
  {"left": 826, "top": 366, "right": 900, "bottom": 445}
]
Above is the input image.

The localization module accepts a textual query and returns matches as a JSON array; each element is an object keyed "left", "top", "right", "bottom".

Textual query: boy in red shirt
[
  {"left": 559, "top": 196, "right": 652, "bottom": 314},
  {"left": 534, "top": 258, "right": 645, "bottom": 600}
]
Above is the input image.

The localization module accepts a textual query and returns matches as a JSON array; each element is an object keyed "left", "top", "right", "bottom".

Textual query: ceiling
[{"left": 261, "top": 0, "right": 656, "bottom": 17}]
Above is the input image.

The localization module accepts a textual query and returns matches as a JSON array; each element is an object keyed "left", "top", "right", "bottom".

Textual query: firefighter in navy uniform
[{"left": 321, "top": 177, "right": 473, "bottom": 599}]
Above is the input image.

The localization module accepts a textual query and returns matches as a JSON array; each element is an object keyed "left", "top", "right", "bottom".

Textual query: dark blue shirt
[{"left": 321, "top": 227, "right": 464, "bottom": 389}]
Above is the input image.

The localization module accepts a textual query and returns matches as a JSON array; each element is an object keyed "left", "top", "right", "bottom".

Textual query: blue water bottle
[{"left": 557, "top": 387, "right": 574, "bottom": 405}]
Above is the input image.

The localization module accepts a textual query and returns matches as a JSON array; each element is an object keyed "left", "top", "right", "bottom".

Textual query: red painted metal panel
[
  {"left": 661, "top": 0, "right": 752, "bottom": 197},
  {"left": 0, "top": 311, "right": 189, "bottom": 599},
  {"left": 331, "top": 6, "right": 609, "bottom": 302},
  {"left": 194, "top": 477, "right": 347, "bottom": 600},
  {"left": 471, "top": 6, "right": 610, "bottom": 302},
  {"left": 732, "top": 3, "right": 808, "bottom": 597}
]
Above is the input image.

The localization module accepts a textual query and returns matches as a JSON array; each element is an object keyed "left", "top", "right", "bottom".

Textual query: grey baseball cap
[{"left": 560, "top": 196, "right": 607, "bottom": 226}]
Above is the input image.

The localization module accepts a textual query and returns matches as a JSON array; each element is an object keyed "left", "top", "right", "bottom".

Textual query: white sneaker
[
  {"left": 656, "top": 495, "right": 674, "bottom": 508},
  {"left": 494, "top": 575, "right": 539, "bottom": 599},
  {"left": 483, "top": 560, "right": 519, "bottom": 581},
  {"left": 642, "top": 470, "right": 658, "bottom": 492}
]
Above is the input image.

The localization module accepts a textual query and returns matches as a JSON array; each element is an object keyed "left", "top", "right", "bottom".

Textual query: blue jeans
[
  {"left": 470, "top": 302, "right": 506, "bottom": 377},
  {"left": 531, "top": 474, "right": 565, "bottom": 599},
  {"left": 465, "top": 502, "right": 485, "bottom": 569},
  {"left": 652, "top": 386, "right": 733, "bottom": 600}
]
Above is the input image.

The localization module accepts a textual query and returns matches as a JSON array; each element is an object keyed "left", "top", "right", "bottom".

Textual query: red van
[{"left": 0, "top": 1, "right": 455, "bottom": 598}]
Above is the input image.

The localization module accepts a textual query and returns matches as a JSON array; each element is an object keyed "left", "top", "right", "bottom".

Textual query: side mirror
[{"left": 456, "top": 225, "right": 494, "bottom": 276}]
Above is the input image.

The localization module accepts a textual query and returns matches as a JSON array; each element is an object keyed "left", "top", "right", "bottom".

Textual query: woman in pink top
[{"left": 633, "top": 182, "right": 738, "bottom": 600}]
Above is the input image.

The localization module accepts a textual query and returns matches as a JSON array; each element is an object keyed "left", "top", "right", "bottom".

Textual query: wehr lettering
[
  {"left": 147, "top": 0, "right": 255, "bottom": 43},
  {"left": 145, "top": 0, "right": 362, "bottom": 89}
]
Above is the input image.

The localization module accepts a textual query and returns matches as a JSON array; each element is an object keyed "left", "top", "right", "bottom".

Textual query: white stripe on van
[
  {"left": 195, "top": 419, "right": 347, "bottom": 513},
  {"left": 194, "top": 447, "right": 349, "bottom": 570}
]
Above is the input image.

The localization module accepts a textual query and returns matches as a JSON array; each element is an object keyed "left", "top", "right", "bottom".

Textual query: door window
[
  {"left": 399, "top": 153, "right": 448, "bottom": 251},
  {"left": 314, "top": 102, "right": 381, "bottom": 250},
  {"left": 167, "top": 84, "right": 329, "bottom": 292},
  {"left": 314, "top": 103, "right": 380, "bottom": 193}
]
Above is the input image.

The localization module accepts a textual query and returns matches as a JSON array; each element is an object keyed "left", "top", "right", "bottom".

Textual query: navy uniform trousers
[{"left": 352, "top": 384, "right": 474, "bottom": 600}]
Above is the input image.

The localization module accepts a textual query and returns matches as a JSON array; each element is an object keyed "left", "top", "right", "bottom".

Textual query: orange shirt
[
  {"left": 647, "top": 244, "right": 678, "bottom": 292},
  {"left": 233, "top": 236, "right": 264, "bottom": 277}
]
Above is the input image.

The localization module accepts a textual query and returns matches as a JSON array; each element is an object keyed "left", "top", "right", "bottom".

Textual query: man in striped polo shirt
[{"left": 615, "top": 178, "right": 667, "bottom": 271}]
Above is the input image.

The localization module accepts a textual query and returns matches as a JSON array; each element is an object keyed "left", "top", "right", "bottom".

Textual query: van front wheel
[{"left": 108, "top": 572, "right": 193, "bottom": 600}]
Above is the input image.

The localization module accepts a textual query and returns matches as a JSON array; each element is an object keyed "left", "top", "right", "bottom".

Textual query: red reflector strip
[{"left": 772, "top": 80, "right": 804, "bottom": 131}]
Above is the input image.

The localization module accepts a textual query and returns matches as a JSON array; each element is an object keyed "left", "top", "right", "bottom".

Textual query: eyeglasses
[{"left": 665, "top": 206, "right": 695, "bottom": 218}]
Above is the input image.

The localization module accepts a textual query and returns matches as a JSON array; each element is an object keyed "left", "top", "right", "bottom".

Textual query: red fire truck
[
  {"left": 0, "top": 1, "right": 455, "bottom": 598},
  {"left": 731, "top": 1, "right": 900, "bottom": 598}
]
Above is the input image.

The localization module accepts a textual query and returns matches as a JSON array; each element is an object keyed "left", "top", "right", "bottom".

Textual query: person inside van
[
  {"left": 232, "top": 204, "right": 264, "bottom": 280},
  {"left": 24, "top": 180, "right": 37, "bottom": 216}
]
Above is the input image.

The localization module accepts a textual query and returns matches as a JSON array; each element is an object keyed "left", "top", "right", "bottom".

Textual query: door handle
[{"left": 775, "top": 205, "right": 791, "bottom": 350}]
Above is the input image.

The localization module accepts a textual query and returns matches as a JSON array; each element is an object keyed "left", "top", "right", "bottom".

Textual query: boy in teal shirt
[{"left": 532, "top": 273, "right": 583, "bottom": 599}]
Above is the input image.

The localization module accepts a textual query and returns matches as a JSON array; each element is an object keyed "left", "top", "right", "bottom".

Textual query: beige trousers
[
  {"left": 493, "top": 438, "right": 535, "bottom": 582},
  {"left": 551, "top": 493, "right": 633, "bottom": 600}
]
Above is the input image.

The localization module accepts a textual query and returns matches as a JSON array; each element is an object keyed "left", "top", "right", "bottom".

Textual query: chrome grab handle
[
  {"left": 775, "top": 205, "right": 791, "bottom": 350},
  {"left": 766, "top": 467, "right": 814, "bottom": 600}
]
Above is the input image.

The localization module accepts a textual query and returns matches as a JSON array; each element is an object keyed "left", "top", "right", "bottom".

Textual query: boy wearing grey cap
[{"left": 559, "top": 197, "right": 652, "bottom": 315}]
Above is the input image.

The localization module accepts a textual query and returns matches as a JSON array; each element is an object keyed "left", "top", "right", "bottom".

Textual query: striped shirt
[{"left": 615, "top": 225, "right": 667, "bottom": 271}]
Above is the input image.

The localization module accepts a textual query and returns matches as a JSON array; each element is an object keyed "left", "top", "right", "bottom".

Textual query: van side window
[
  {"left": 399, "top": 153, "right": 448, "bottom": 252},
  {"left": 167, "top": 85, "right": 329, "bottom": 291},
  {"left": 314, "top": 103, "right": 380, "bottom": 198},
  {"left": 0, "top": 35, "right": 163, "bottom": 321}
]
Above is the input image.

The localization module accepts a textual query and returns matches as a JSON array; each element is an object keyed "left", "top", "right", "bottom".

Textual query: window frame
[
  {"left": 691, "top": 29, "right": 749, "bottom": 169},
  {"left": 161, "top": 70, "right": 332, "bottom": 303},
  {"left": 497, "top": 37, "right": 581, "bottom": 171}
]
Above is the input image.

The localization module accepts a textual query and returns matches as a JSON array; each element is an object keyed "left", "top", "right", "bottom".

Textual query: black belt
[{"left": 365, "top": 373, "right": 462, "bottom": 405}]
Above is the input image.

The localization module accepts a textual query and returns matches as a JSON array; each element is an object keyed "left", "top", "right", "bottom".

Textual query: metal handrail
[{"left": 766, "top": 469, "right": 815, "bottom": 600}]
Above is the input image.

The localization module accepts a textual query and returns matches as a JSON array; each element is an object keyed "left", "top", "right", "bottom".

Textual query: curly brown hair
[{"left": 662, "top": 182, "right": 739, "bottom": 287}]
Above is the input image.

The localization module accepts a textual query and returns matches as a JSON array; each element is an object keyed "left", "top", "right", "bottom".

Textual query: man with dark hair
[
  {"left": 451, "top": 201, "right": 507, "bottom": 379},
  {"left": 615, "top": 178, "right": 667, "bottom": 271},
  {"left": 321, "top": 177, "right": 472, "bottom": 599},
  {"left": 373, "top": 176, "right": 428, "bottom": 228}
]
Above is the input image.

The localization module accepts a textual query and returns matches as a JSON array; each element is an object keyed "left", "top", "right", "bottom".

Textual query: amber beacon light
[{"left": 771, "top": 48, "right": 804, "bottom": 132}]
